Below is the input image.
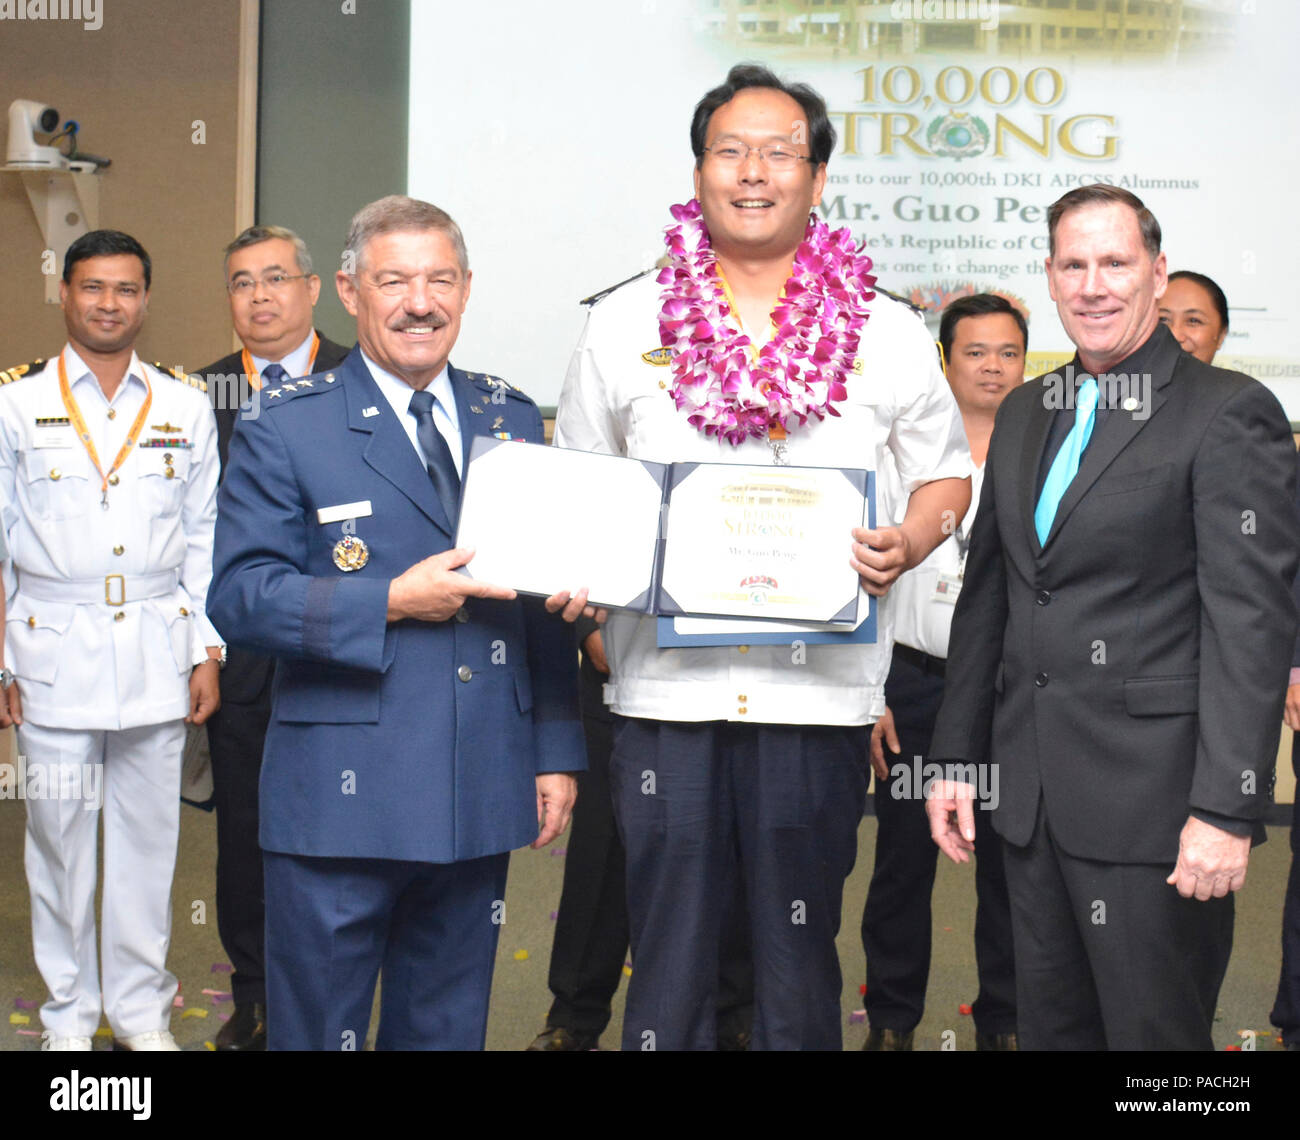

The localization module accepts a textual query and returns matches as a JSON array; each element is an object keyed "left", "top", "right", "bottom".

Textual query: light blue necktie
[{"left": 1034, "top": 377, "right": 1098, "bottom": 545}]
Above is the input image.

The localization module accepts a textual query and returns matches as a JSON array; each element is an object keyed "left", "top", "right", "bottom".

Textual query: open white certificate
[
  {"left": 454, "top": 437, "right": 665, "bottom": 610},
  {"left": 657, "top": 462, "right": 867, "bottom": 624},
  {"left": 455, "top": 438, "right": 871, "bottom": 623}
]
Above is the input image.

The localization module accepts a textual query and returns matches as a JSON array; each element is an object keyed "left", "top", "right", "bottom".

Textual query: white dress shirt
[
  {"left": 250, "top": 328, "right": 319, "bottom": 381},
  {"left": 360, "top": 352, "right": 463, "bottom": 477},
  {"left": 555, "top": 273, "right": 971, "bottom": 726},
  {"left": 888, "top": 456, "right": 986, "bottom": 660}
]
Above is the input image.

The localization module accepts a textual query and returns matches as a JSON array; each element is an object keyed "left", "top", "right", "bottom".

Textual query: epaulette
[
  {"left": 872, "top": 287, "right": 926, "bottom": 318},
  {"left": 580, "top": 266, "right": 660, "bottom": 308},
  {"left": 463, "top": 370, "right": 527, "bottom": 399},
  {"left": 261, "top": 368, "right": 341, "bottom": 407},
  {"left": 154, "top": 363, "right": 208, "bottom": 393},
  {"left": 0, "top": 359, "right": 47, "bottom": 385}
]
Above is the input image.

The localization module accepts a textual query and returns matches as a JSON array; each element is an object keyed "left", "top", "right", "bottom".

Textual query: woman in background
[{"left": 1159, "top": 269, "right": 1229, "bottom": 364}]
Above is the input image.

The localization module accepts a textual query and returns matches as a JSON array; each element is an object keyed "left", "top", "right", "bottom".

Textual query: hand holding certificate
[{"left": 454, "top": 436, "right": 874, "bottom": 627}]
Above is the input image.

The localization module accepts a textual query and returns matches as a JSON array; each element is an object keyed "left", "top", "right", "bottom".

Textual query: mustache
[{"left": 392, "top": 313, "right": 449, "bottom": 331}]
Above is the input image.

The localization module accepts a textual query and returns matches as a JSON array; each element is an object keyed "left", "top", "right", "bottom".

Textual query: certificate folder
[{"left": 455, "top": 435, "right": 872, "bottom": 625}]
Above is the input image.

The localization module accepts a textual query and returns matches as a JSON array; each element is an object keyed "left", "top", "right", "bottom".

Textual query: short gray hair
[
  {"left": 343, "top": 195, "right": 469, "bottom": 275},
  {"left": 223, "top": 224, "right": 314, "bottom": 278}
]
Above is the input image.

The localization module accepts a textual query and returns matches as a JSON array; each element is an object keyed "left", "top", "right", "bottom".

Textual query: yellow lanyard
[
  {"left": 58, "top": 352, "right": 152, "bottom": 509},
  {"left": 241, "top": 330, "right": 320, "bottom": 391}
]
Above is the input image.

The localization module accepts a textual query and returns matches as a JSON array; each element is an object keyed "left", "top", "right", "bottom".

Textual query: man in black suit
[
  {"left": 198, "top": 225, "right": 349, "bottom": 1050},
  {"left": 927, "top": 185, "right": 1299, "bottom": 1050},
  {"left": 1271, "top": 448, "right": 1300, "bottom": 1052}
]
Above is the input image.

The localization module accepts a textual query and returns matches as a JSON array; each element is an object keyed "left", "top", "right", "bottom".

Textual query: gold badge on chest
[{"left": 332, "top": 535, "right": 370, "bottom": 572}]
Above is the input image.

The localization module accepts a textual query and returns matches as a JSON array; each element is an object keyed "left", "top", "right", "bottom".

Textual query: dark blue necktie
[
  {"left": 408, "top": 388, "right": 461, "bottom": 524},
  {"left": 261, "top": 362, "right": 287, "bottom": 385}
]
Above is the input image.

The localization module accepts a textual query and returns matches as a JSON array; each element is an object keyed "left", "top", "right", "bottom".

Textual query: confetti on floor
[
  {"left": 513, "top": 949, "right": 529, "bottom": 961},
  {"left": 622, "top": 965, "right": 632, "bottom": 977},
  {"left": 180, "top": 1008, "right": 208, "bottom": 1020},
  {"left": 205, "top": 1041, "right": 216, "bottom": 1051},
  {"left": 15, "top": 1029, "right": 40, "bottom": 1037},
  {"left": 210, "top": 963, "right": 233, "bottom": 974},
  {"left": 173, "top": 996, "right": 184, "bottom": 1009},
  {"left": 849, "top": 1010, "right": 866, "bottom": 1024},
  {"left": 958, "top": 1004, "right": 973, "bottom": 1016},
  {"left": 943, "top": 926, "right": 953, "bottom": 932},
  {"left": 13, "top": 998, "right": 37, "bottom": 1011},
  {"left": 858, "top": 984, "right": 867, "bottom": 996},
  {"left": 9, "top": 1013, "right": 30, "bottom": 1026},
  {"left": 218, "top": 1013, "right": 230, "bottom": 1023},
  {"left": 550, "top": 848, "right": 567, "bottom": 857},
  {"left": 549, "top": 911, "right": 558, "bottom": 921}
]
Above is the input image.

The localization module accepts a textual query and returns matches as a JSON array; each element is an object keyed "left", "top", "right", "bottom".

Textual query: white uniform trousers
[{"left": 20, "top": 719, "right": 185, "bottom": 1038}]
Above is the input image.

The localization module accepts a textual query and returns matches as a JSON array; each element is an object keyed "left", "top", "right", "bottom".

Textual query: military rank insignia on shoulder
[
  {"left": 464, "top": 370, "right": 523, "bottom": 393},
  {"left": 1, "top": 359, "right": 47, "bottom": 385},
  {"left": 873, "top": 286, "right": 926, "bottom": 318},
  {"left": 580, "top": 266, "right": 660, "bottom": 308},
  {"left": 155, "top": 363, "right": 208, "bottom": 393},
  {"left": 261, "top": 371, "right": 336, "bottom": 407}
]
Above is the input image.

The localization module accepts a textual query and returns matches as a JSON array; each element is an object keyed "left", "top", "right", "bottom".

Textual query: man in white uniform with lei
[{"left": 556, "top": 64, "right": 971, "bottom": 1050}]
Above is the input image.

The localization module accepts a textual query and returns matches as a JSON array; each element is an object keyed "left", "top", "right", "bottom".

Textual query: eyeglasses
[
  {"left": 703, "top": 143, "right": 814, "bottom": 169},
  {"left": 228, "top": 273, "right": 309, "bottom": 296}
]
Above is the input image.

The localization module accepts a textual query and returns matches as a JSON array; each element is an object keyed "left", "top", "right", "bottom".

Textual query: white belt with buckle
[{"left": 18, "top": 569, "right": 181, "bottom": 606}]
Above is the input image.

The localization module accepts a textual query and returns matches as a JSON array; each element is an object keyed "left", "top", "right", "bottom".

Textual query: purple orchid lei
[{"left": 656, "top": 198, "right": 876, "bottom": 446}]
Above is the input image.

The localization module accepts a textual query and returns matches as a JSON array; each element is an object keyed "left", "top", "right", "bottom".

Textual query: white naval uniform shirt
[
  {"left": 0, "top": 346, "right": 221, "bottom": 730},
  {"left": 888, "top": 457, "right": 986, "bottom": 660},
  {"left": 554, "top": 272, "right": 971, "bottom": 726}
]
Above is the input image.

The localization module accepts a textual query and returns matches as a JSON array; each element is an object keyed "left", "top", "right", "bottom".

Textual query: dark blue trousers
[
  {"left": 860, "top": 652, "right": 1016, "bottom": 1036},
  {"left": 610, "top": 717, "right": 868, "bottom": 1051},
  {"left": 1271, "top": 740, "right": 1300, "bottom": 1047},
  {"left": 264, "top": 849, "right": 508, "bottom": 1050}
]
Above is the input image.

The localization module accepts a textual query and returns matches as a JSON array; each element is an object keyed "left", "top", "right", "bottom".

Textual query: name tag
[
  {"left": 317, "top": 500, "right": 373, "bottom": 525},
  {"left": 33, "top": 430, "right": 73, "bottom": 449},
  {"left": 932, "top": 572, "right": 963, "bottom": 606}
]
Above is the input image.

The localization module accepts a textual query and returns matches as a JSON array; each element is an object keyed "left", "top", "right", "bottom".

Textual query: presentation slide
[{"left": 410, "top": 1, "right": 1300, "bottom": 417}]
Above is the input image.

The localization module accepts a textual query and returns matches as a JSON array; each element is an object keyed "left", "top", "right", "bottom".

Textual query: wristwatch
[{"left": 0, "top": 667, "right": 15, "bottom": 690}]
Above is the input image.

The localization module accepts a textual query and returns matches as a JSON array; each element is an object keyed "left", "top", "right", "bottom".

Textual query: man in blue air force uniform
[{"left": 209, "top": 196, "right": 585, "bottom": 1050}]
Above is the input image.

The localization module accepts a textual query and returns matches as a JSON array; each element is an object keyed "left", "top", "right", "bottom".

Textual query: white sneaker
[
  {"left": 115, "top": 1030, "right": 180, "bottom": 1051},
  {"left": 41, "top": 1034, "right": 93, "bottom": 1051}
]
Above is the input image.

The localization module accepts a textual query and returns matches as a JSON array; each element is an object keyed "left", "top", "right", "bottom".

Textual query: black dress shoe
[
  {"left": 215, "top": 1002, "right": 267, "bottom": 1051},
  {"left": 975, "top": 1031, "right": 1018, "bottom": 1052},
  {"left": 717, "top": 1027, "right": 751, "bottom": 1051},
  {"left": 525, "top": 1026, "right": 599, "bottom": 1052},
  {"left": 862, "top": 1027, "right": 914, "bottom": 1051}
]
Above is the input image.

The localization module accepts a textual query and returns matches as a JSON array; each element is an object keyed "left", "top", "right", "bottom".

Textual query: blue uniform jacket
[{"left": 208, "top": 348, "right": 584, "bottom": 863}]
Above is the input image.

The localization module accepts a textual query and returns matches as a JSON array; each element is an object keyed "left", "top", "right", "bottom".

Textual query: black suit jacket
[
  {"left": 931, "top": 323, "right": 1299, "bottom": 863},
  {"left": 199, "top": 331, "right": 351, "bottom": 704}
]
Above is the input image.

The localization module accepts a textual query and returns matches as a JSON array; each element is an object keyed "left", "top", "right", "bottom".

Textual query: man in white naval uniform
[
  {"left": 555, "top": 65, "right": 971, "bottom": 1049},
  {"left": 0, "top": 230, "right": 222, "bottom": 1051}
]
